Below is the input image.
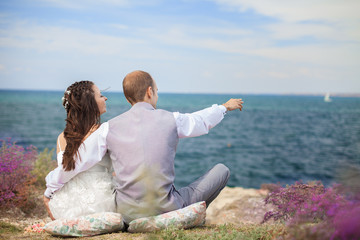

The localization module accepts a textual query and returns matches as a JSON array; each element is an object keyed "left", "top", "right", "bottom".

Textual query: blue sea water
[{"left": 1, "top": 90, "right": 360, "bottom": 189}]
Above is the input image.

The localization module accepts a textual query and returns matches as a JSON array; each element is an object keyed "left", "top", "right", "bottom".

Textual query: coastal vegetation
[
  {"left": 1, "top": 139, "right": 359, "bottom": 239},
  {"left": 263, "top": 181, "right": 360, "bottom": 239},
  {"left": 0, "top": 139, "right": 56, "bottom": 213}
]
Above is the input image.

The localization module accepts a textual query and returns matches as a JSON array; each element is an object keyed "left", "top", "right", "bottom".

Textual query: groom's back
[{"left": 107, "top": 102, "right": 183, "bottom": 223}]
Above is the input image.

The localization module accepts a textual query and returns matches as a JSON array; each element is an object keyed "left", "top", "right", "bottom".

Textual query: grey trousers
[{"left": 177, "top": 163, "right": 230, "bottom": 208}]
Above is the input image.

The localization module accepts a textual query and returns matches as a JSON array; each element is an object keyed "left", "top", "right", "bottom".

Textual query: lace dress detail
[{"left": 49, "top": 154, "right": 116, "bottom": 220}]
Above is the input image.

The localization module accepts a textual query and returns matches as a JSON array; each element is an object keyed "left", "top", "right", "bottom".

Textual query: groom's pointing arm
[{"left": 174, "top": 98, "right": 243, "bottom": 138}]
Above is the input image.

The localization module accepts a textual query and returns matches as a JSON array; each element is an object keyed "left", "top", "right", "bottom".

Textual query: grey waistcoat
[{"left": 107, "top": 102, "right": 184, "bottom": 223}]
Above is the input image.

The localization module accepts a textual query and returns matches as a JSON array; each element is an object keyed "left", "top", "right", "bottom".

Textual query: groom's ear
[{"left": 146, "top": 86, "right": 153, "bottom": 98}]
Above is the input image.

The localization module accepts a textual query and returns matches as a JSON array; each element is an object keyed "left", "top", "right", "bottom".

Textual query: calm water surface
[{"left": 1, "top": 90, "right": 359, "bottom": 188}]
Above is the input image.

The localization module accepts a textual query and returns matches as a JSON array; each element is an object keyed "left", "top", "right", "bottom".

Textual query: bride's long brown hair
[{"left": 62, "top": 81, "right": 100, "bottom": 171}]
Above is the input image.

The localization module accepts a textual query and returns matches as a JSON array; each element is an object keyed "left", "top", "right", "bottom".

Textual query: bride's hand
[{"left": 43, "top": 196, "right": 55, "bottom": 220}]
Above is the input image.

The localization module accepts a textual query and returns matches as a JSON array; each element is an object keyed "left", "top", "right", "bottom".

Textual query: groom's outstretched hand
[
  {"left": 43, "top": 196, "right": 55, "bottom": 220},
  {"left": 223, "top": 98, "right": 244, "bottom": 111}
]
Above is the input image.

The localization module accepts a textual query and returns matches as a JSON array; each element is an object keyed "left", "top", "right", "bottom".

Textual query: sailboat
[{"left": 324, "top": 92, "right": 332, "bottom": 102}]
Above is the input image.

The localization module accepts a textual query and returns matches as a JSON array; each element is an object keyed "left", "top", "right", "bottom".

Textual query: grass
[
  {"left": 0, "top": 221, "right": 22, "bottom": 234},
  {"left": 0, "top": 223, "right": 286, "bottom": 240},
  {"left": 0, "top": 222, "right": 286, "bottom": 240},
  {"left": 146, "top": 224, "right": 286, "bottom": 240}
]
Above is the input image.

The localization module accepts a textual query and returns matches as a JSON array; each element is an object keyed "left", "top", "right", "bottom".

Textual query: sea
[{"left": 1, "top": 90, "right": 360, "bottom": 189}]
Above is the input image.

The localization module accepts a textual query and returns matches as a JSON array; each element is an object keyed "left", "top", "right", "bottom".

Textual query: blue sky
[{"left": 0, "top": 0, "right": 359, "bottom": 94}]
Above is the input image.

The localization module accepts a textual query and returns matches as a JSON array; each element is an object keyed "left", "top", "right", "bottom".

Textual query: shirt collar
[{"left": 132, "top": 101, "right": 155, "bottom": 110}]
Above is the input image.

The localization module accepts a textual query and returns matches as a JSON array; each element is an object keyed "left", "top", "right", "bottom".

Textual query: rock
[{"left": 206, "top": 186, "right": 274, "bottom": 225}]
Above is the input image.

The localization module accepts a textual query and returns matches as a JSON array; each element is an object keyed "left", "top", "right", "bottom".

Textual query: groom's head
[{"left": 123, "top": 70, "right": 158, "bottom": 108}]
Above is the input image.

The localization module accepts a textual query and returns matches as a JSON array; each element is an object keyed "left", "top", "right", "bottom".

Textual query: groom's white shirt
[{"left": 44, "top": 104, "right": 227, "bottom": 198}]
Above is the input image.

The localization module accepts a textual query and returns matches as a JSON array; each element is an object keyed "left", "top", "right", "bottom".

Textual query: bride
[{"left": 43, "top": 81, "right": 116, "bottom": 220}]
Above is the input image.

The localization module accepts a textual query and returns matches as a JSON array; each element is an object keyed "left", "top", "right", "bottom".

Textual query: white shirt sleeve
[
  {"left": 44, "top": 122, "right": 109, "bottom": 198},
  {"left": 173, "top": 104, "right": 227, "bottom": 138}
]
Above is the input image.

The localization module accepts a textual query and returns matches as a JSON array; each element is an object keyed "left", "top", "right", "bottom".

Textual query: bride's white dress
[{"left": 49, "top": 146, "right": 116, "bottom": 219}]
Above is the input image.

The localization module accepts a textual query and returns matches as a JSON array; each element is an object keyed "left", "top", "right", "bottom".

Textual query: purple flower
[
  {"left": 0, "top": 139, "right": 37, "bottom": 207},
  {"left": 331, "top": 203, "right": 360, "bottom": 240},
  {"left": 263, "top": 180, "right": 360, "bottom": 238}
]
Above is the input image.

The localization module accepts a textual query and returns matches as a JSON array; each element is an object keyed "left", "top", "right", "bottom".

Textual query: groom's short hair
[{"left": 123, "top": 70, "right": 154, "bottom": 105}]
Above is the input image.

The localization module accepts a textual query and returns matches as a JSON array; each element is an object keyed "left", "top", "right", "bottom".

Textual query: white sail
[{"left": 324, "top": 92, "right": 332, "bottom": 102}]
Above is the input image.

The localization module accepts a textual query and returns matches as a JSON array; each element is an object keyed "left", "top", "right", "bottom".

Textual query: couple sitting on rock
[{"left": 44, "top": 70, "right": 243, "bottom": 225}]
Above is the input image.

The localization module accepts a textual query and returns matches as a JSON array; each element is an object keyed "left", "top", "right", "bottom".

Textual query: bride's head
[{"left": 62, "top": 80, "right": 107, "bottom": 171}]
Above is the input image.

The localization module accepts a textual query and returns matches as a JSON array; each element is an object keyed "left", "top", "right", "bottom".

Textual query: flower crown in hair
[{"left": 62, "top": 90, "right": 71, "bottom": 110}]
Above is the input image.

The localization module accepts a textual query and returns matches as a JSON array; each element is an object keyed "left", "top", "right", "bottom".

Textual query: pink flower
[{"left": 24, "top": 222, "right": 45, "bottom": 233}]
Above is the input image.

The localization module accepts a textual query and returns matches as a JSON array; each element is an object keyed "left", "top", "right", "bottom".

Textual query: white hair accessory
[{"left": 62, "top": 90, "right": 71, "bottom": 110}]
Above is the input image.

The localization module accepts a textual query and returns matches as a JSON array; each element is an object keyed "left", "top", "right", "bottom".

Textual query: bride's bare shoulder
[{"left": 57, "top": 132, "right": 66, "bottom": 154}]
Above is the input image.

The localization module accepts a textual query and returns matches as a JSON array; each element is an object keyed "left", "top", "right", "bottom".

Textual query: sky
[{"left": 0, "top": 0, "right": 359, "bottom": 94}]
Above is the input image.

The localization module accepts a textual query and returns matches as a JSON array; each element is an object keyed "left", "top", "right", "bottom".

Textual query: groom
[{"left": 107, "top": 70, "right": 243, "bottom": 223}]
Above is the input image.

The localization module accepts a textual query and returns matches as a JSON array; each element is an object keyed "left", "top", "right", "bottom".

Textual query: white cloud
[
  {"left": 1, "top": 1, "right": 359, "bottom": 93},
  {"left": 267, "top": 71, "right": 289, "bottom": 79},
  {"left": 13, "top": 66, "right": 31, "bottom": 72},
  {"left": 265, "top": 22, "right": 339, "bottom": 41},
  {"left": 252, "top": 44, "right": 360, "bottom": 66},
  {"left": 201, "top": 71, "right": 213, "bottom": 78},
  {"left": 36, "top": 0, "right": 130, "bottom": 9},
  {"left": 35, "top": 0, "right": 160, "bottom": 9},
  {"left": 110, "top": 24, "right": 129, "bottom": 30},
  {"left": 0, "top": 21, "right": 143, "bottom": 55},
  {"left": 146, "top": 24, "right": 359, "bottom": 66},
  {"left": 212, "top": 1, "right": 360, "bottom": 42},
  {"left": 149, "top": 25, "right": 264, "bottom": 53},
  {"left": 212, "top": 0, "right": 360, "bottom": 23},
  {"left": 2, "top": 3, "right": 358, "bottom": 68}
]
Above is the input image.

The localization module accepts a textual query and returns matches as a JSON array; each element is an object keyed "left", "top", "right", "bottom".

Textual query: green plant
[
  {"left": 145, "top": 224, "right": 286, "bottom": 240},
  {"left": 0, "top": 221, "right": 22, "bottom": 234},
  {"left": 32, "top": 148, "right": 57, "bottom": 187}
]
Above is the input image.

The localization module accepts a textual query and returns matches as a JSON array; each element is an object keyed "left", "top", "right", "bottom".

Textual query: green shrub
[{"left": 31, "top": 148, "right": 57, "bottom": 187}]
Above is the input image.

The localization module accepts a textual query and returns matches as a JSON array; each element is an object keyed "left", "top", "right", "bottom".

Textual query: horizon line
[{"left": 1, "top": 88, "right": 360, "bottom": 97}]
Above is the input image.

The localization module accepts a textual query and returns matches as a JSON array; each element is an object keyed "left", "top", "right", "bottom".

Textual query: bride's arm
[
  {"left": 44, "top": 122, "right": 109, "bottom": 199},
  {"left": 44, "top": 143, "right": 107, "bottom": 199},
  {"left": 44, "top": 163, "right": 82, "bottom": 198},
  {"left": 43, "top": 196, "right": 55, "bottom": 220}
]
